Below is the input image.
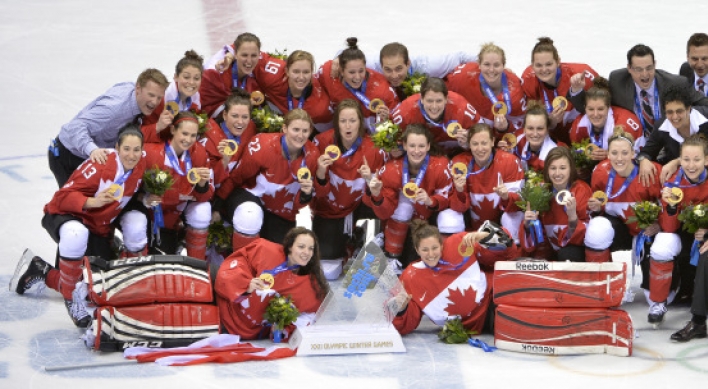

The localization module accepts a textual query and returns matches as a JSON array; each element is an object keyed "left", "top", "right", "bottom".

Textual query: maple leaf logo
[
  {"left": 470, "top": 195, "right": 498, "bottom": 221},
  {"left": 444, "top": 286, "right": 478, "bottom": 318}
]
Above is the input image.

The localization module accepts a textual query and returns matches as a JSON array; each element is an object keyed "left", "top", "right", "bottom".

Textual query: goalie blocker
[
  {"left": 494, "top": 304, "right": 633, "bottom": 356},
  {"left": 493, "top": 261, "right": 626, "bottom": 308},
  {"left": 82, "top": 255, "right": 214, "bottom": 306}
]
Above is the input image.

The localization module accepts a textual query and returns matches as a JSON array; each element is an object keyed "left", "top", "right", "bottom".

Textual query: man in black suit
[
  {"left": 679, "top": 33, "right": 708, "bottom": 96},
  {"left": 608, "top": 44, "right": 708, "bottom": 140}
]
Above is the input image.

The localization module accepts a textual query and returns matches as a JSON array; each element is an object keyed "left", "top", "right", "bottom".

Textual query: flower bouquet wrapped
[
  {"left": 400, "top": 72, "right": 427, "bottom": 98},
  {"left": 251, "top": 105, "right": 284, "bottom": 133},
  {"left": 627, "top": 200, "right": 662, "bottom": 261},
  {"left": 267, "top": 48, "right": 288, "bottom": 60},
  {"left": 263, "top": 295, "right": 300, "bottom": 343},
  {"left": 207, "top": 221, "right": 233, "bottom": 254},
  {"left": 142, "top": 166, "right": 174, "bottom": 196},
  {"left": 372, "top": 120, "right": 401, "bottom": 152},
  {"left": 678, "top": 203, "right": 708, "bottom": 266},
  {"left": 438, "top": 317, "right": 495, "bottom": 351}
]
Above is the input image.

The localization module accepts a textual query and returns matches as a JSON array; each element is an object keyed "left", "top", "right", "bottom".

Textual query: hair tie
[{"left": 173, "top": 116, "right": 199, "bottom": 126}]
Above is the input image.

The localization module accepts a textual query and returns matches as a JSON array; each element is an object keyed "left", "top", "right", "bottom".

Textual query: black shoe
[
  {"left": 64, "top": 299, "right": 91, "bottom": 328},
  {"left": 671, "top": 321, "right": 707, "bottom": 342},
  {"left": 10, "top": 250, "right": 53, "bottom": 295}
]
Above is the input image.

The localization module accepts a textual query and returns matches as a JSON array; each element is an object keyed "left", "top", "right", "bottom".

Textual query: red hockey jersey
[
  {"left": 570, "top": 106, "right": 643, "bottom": 152},
  {"left": 200, "top": 118, "right": 257, "bottom": 187},
  {"left": 44, "top": 151, "right": 145, "bottom": 236},
  {"left": 141, "top": 81, "right": 202, "bottom": 144},
  {"left": 199, "top": 52, "right": 270, "bottom": 117}
]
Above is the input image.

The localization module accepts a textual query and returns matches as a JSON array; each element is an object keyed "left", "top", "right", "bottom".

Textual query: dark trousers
[
  {"left": 47, "top": 138, "right": 86, "bottom": 187},
  {"left": 692, "top": 251, "right": 708, "bottom": 316}
]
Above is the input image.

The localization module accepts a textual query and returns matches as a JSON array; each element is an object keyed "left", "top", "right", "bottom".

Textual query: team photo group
[{"left": 9, "top": 30, "right": 708, "bottom": 355}]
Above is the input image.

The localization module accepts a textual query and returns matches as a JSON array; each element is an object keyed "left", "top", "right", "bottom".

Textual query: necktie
[
  {"left": 698, "top": 79, "right": 706, "bottom": 96},
  {"left": 133, "top": 114, "right": 144, "bottom": 126},
  {"left": 640, "top": 90, "right": 654, "bottom": 135}
]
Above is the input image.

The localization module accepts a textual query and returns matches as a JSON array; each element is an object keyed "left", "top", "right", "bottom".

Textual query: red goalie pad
[
  {"left": 83, "top": 255, "right": 214, "bottom": 307},
  {"left": 494, "top": 304, "right": 633, "bottom": 357},
  {"left": 493, "top": 261, "right": 626, "bottom": 308},
  {"left": 89, "top": 303, "right": 221, "bottom": 352}
]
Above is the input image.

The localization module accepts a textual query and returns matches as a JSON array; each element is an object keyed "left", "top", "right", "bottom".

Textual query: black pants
[
  {"left": 41, "top": 213, "right": 115, "bottom": 262},
  {"left": 691, "top": 251, "right": 708, "bottom": 316},
  {"left": 47, "top": 138, "right": 86, "bottom": 187},
  {"left": 313, "top": 202, "right": 378, "bottom": 259}
]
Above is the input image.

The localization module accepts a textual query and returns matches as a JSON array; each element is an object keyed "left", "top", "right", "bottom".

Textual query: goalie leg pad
[
  {"left": 90, "top": 303, "right": 220, "bottom": 352},
  {"left": 185, "top": 227, "right": 208, "bottom": 260},
  {"left": 649, "top": 259, "right": 674, "bottom": 303},
  {"left": 494, "top": 304, "right": 633, "bottom": 356},
  {"left": 383, "top": 219, "right": 409, "bottom": 257},
  {"left": 83, "top": 255, "right": 213, "bottom": 306}
]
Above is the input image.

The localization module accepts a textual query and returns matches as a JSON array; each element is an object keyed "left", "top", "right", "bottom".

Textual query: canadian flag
[{"left": 124, "top": 334, "right": 297, "bottom": 366}]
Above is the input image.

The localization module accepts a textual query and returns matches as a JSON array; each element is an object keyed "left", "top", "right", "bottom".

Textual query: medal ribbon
[
  {"left": 262, "top": 260, "right": 301, "bottom": 277},
  {"left": 666, "top": 167, "right": 707, "bottom": 189},
  {"left": 468, "top": 338, "right": 497, "bottom": 352},
  {"left": 340, "top": 137, "right": 362, "bottom": 159},
  {"left": 231, "top": 62, "right": 250, "bottom": 89},
  {"left": 633, "top": 83, "right": 660, "bottom": 136},
  {"left": 402, "top": 154, "right": 430, "bottom": 188},
  {"left": 466, "top": 152, "right": 494, "bottom": 177},
  {"left": 590, "top": 128, "right": 604, "bottom": 148},
  {"left": 605, "top": 165, "right": 638, "bottom": 200},
  {"left": 634, "top": 231, "right": 652, "bottom": 264},
  {"left": 164, "top": 142, "right": 192, "bottom": 177},
  {"left": 219, "top": 121, "right": 241, "bottom": 144},
  {"left": 691, "top": 240, "right": 701, "bottom": 266},
  {"left": 417, "top": 100, "right": 456, "bottom": 130},
  {"left": 541, "top": 68, "right": 561, "bottom": 113},
  {"left": 281, "top": 135, "right": 306, "bottom": 179},
  {"left": 173, "top": 84, "right": 192, "bottom": 111},
  {"left": 343, "top": 79, "right": 371, "bottom": 109},
  {"left": 287, "top": 87, "right": 309, "bottom": 111},
  {"left": 480, "top": 72, "right": 512, "bottom": 114},
  {"left": 426, "top": 256, "right": 470, "bottom": 272}
]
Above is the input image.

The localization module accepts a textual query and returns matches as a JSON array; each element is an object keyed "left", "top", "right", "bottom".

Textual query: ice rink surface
[{"left": 2, "top": 0, "right": 708, "bottom": 387}]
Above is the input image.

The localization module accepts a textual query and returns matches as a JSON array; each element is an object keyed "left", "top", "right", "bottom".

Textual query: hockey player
[
  {"left": 392, "top": 219, "right": 518, "bottom": 335},
  {"left": 522, "top": 37, "right": 598, "bottom": 145},
  {"left": 363, "top": 124, "right": 453, "bottom": 270},
  {"left": 215, "top": 227, "right": 329, "bottom": 340},
  {"left": 446, "top": 43, "right": 527, "bottom": 137},
  {"left": 390, "top": 77, "right": 479, "bottom": 155},
  {"left": 499, "top": 100, "right": 559, "bottom": 172},
  {"left": 142, "top": 112, "right": 214, "bottom": 260},
  {"left": 519, "top": 146, "right": 590, "bottom": 261},
  {"left": 216, "top": 109, "right": 320, "bottom": 250},
  {"left": 448, "top": 123, "right": 524, "bottom": 233},
  {"left": 141, "top": 50, "right": 205, "bottom": 144},
  {"left": 585, "top": 130, "right": 677, "bottom": 326},
  {"left": 311, "top": 99, "right": 386, "bottom": 279},
  {"left": 12, "top": 125, "right": 148, "bottom": 327},
  {"left": 316, "top": 37, "right": 399, "bottom": 133}
]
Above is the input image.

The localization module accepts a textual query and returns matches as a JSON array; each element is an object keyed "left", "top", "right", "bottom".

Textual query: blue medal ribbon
[
  {"left": 426, "top": 256, "right": 470, "bottom": 272},
  {"left": 589, "top": 128, "right": 604, "bottom": 148},
  {"left": 666, "top": 167, "right": 707, "bottom": 189},
  {"left": 540, "top": 68, "right": 561, "bottom": 113},
  {"left": 480, "top": 73, "right": 512, "bottom": 114},
  {"left": 605, "top": 165, "right": 638, "bottom": 200},
  {"left": 231, "top": 61, "right": 250, "bottom": 89},
  {"left": 343, "top": 78, "right": 371, "bottom": 109},
  {"left": 219, "top": 121, "right": 241, "bottom": 144},
  {"left": 633, "top": 82, "right": 660, "bottom": 136},
  {"left": 520, "top": 142, "right": 539, "bottom": 162},
  {"left": 402, "top": 154, "right": 430, "bottom": 188},
  {"left": 466, "top": 152, "right": 494, "bottom": 177},
  {"left": 287, "top": 87, "right": 309, "bottom": 111},
  {"left": 262, "top": 260, "right": 301, "bottom": 277},
  {"left": 417, "top": 100, "right": 456, "bottom": 130},
  {"left": 528, "top": 219, "right": 545, "bottom": 245},
  {"left": 468, "top": 338, "right": 496, "bottom": 352},
  {"left": 173, "top": 87, "right": 192, "bottom": 112},
  {"left": 634, "top": 231, "right": 652, "bottom": 262},
  {"left": 164, "top": 142, "right": 192, "bottom": 177},
  {"left": 281, "top": 135, "right": 306, "bottom": 180},
  {"left": 691, "top": 240, "right": 701, "bottom": 266},
  {"left": 340, "top": 137, "right": 362, "bottom": 159}
]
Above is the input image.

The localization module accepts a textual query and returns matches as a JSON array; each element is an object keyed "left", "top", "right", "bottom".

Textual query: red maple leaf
[
  {"left": 444, "top": 286, "right": 478, "bottom": 318},
  {"left": 472, "top": 195, "right": 499, "bottom": 224}
]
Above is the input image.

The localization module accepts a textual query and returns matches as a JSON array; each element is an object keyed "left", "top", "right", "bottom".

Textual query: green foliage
[
  {"left": 438, "top": 317, "right": 477, "bottom": 344},
  {"left": 515, "top": 178, "right": 553, "bottom": 213},
  {"left": 400, "top": 72, "right": 427, "bottom": 98},
  {"left": 268, "top": 48, "right": 288, "bottom": 60},
  {"left": 678, "top": 203, "right": 708, "bottom": 233},
  {"left": 263, "top": 295, "right": 300, "bottom": 330},
  {"left": 207, "top": 222, "right": 233, "bottom": 252},
  {"left": 626, "top": 200, "right": 661, "bottom": 229},
  {"left": 252, "top": 105, "right": 285, "bottom": 133},
  {"left": 372, "top": 120, "right": 401, "bottom": 152},
  {"left": 142, "top": 165, "right": 175, "bottom": 196}
]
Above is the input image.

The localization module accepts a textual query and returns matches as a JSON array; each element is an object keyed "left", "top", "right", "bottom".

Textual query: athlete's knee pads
[
  {"left": 437, "top": 209, "right": 465, "bottom": 234},
  {"left": 121, "top": 210, "right": 148, "bottom": 252},
  {"left": 501, "top": 211, "right": 523, "bottom": 243},
  {"left": 82, "top": 255, "right": 213, "bottom": 307},
  {"left": 584, "top": 217, "right": 614, "bottom": 250},
  {"left": 232, "top": 201, "right": 263, "bottom": 235},
  {"left": 649, "top": 232, "right": 681, "bottom": 262},
  {"left": 58, "top": 220, "right": 89, "bottom": 258},
  {"left": 184, "top": 201, "right": 212, "bottom": 230}
]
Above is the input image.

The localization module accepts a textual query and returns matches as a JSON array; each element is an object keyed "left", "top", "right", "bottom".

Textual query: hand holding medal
[
  {"left": 250, "top": 91, "right": 265, "bottom": 106},
  {"left": 555, "top": 190, "right": 572, "bottom": 205},
  {"left": 164, "top": 101, "right": 180, "bottom": 115},
  {"left": 222, "top": 139, "right": 238, "bottom": 156},
  {"left": 589, "top": 191, "right": 608, "bottom": 212},
  {"left": 499, "top": 133, "right": 517, "bottom": 151},
  {"left": 665, "top": 187, "right": 684, "bottom": 206},
  {"left": 107, "top": 183, "right": 124, "bottom": 201},
  {"left": 187, "top": 168, "right": 202, "bottom": 184}
]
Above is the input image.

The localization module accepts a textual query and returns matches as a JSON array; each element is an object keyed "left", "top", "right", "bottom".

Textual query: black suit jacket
[
  {"left": 680, "top": 62, "right": 694, "bottom": 84},
  {"left": 637, "top": 105, "right": 708, "bottom": 162}
]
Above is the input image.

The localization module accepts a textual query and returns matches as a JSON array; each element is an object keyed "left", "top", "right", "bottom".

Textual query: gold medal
[
  {"left": 259, "top": 273, "right": 275, "bottom": 289},
  {"left": 325, "top": 145, "right": 341, "bottom": 160},
  {"left": 368, "top": 98, "right": 385, "bottom": 112},
  {"left": 107, "top": 183, "right": 123, "bottom": 201},
  {"left": 164, "top": 101, "right": 179, "bottom": 115},
  {"left": 592, "top": 191, "right": 608, "bottom": 206},
  {"left": 250, "top": 91, "right": 265, "bottom": 105},
  {"left": 501, "top": 133, "right": 517, "bottom": 148},
  {"left": 223, "top": 139, "right": 238, "bottom": 156},
  {"left": 446, "top": 122, "right": 462, "bottom": 138},
  {"left": 403, "top": 182, "right": 418, "bottom": 199},
  {"left": 667, "top": 187, "right": 684, "bottom": 206},
  {"left": 552, "top": 96, "right": 568, "bottom": 110},
  {"left": 458, "top": 242, "right": 474, "bottom": 257},
  {"left": 187, "top": 168, "right": 201, "bottom": 184},
  {"left": 296, "top": 167, "right": 311, "bottom": 181},
  {"left": 555, "top": 189, "right": 571, "bottom": 205},
  {"left": 585, "top": 143, "right": 599, "bottom": 157},
  {"left": 491, "top": 101, "right": 508, "bottom": 116},
  {"left": 451, "top": 162, "right": 467, "bottom": 176}
]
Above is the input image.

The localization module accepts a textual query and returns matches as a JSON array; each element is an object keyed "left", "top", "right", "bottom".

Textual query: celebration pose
[
  {"left": 214, "top": 227, "right": 329, "bottom": 340},
  {"left": 13, "top": 125, "right": 147, "bottom": 327},
  {"left": 312, "top": 100, "right": 386, "bottom": 279},
  {"left": 522, "top": 37, "right": 598, "bottom": 145},
  {"left": 446, "top": 43, "right": 527, "bottom": 136},
  {"left": 500, "top": 101, "right": 559, "bottom": 172}
]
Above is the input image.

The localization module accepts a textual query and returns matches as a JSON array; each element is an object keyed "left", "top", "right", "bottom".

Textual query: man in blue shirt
[{"left": 48, "top": 68, "right": 169, "bottom": 186}]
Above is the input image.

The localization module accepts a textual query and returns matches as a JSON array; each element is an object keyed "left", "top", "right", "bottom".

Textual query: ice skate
[
  {"left": 10, "top": 249, "right": 52, "bottom": 295},
  {"left": 647, "top": 301, "right": 667, "bottom": 329}
]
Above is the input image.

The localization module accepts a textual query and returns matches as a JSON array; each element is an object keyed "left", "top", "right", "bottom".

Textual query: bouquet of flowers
[
  {"left": 678, "top": 204, "right": 708, "bottom": 233},
  {"left": 438, "top": 317, "right": 477, "bottom": 344},
  {"left": 190, "top": 109, "right": 209, "bottom": 136},
  {"left": 207, "top": 221, "right": 233, "bottom": 253},
  {"left": 372, "top": 120, "right": 401, "bottom": 152},
  {"left": 267, "top": 48, "right": 288, "bottom": 60},
  {"left": 251, "top": 105, "right": 284, "bottom": 133},
  {"left": 571, "top": 138, "right": 596, "bottom": 171},
  {"left": 627, "top": 200, "right": 662, "bottom": 229},
  {"left": 400, "top": 72, "right": 427, "bottom": 98},
  {"left": 515, "top": 180, "right": 553, "bottom": 213},
  {"left": 524, "top": 168, "right": 544, "bottom": 187},
  {"left": 142, "top": 165, "right": 174, "bottom": 196},
  {"left": 263, "top": 295, "right": 299, "bottom": 343}
]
